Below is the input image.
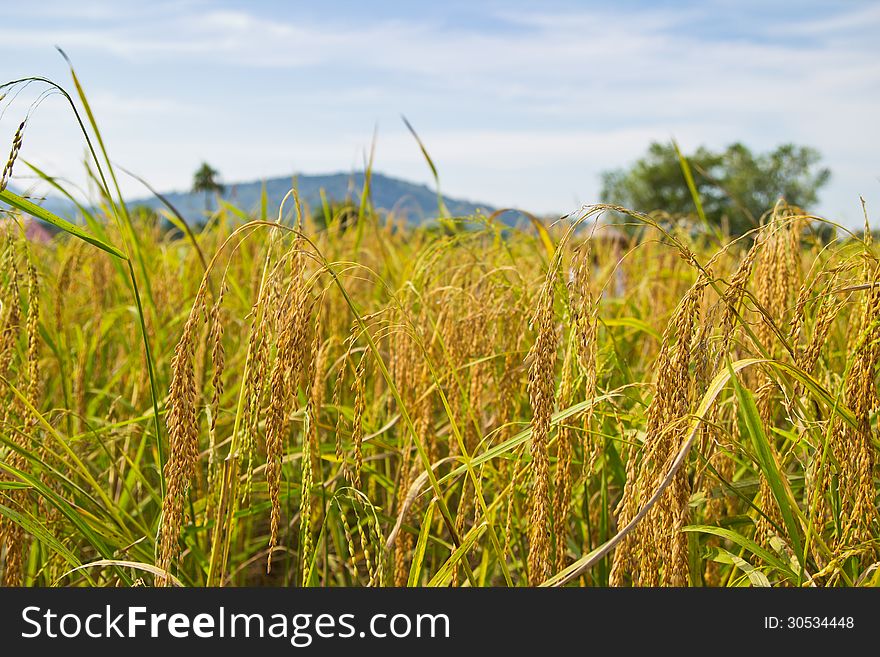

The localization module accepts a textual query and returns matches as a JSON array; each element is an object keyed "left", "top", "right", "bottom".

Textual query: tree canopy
[
  {"left": 600, "top": 142, "right": 831, "bottom": 237},
  {"left": 192, "top": 162, "right": 224, "bottom": 212}
]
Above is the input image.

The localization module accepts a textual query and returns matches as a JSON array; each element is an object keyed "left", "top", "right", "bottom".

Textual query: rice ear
[
  {"left": 525, "top": 253, "right": 561, "bottom": 586},
  {"left": 156, "top": 276, "right": 208, "bottom": 585}
]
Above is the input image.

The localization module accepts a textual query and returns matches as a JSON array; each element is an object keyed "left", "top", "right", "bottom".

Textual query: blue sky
[{"left": 2, "top": 0, "right": 879, "bottom": 224}]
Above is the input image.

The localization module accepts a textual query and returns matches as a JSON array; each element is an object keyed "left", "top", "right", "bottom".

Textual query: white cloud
[{"left": 773, "top": 4, "right": 880, "bottom": 35}]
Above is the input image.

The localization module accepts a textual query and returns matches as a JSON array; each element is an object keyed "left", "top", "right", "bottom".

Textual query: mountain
[{"left": 128, "top": 171, "right": 491, "bottom": 225}]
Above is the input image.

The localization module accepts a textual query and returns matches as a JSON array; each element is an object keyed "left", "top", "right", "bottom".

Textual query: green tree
[
  {"left": 312, "top": 199, "right": 359, "bottom": 232},
  {"left": 192, "top": 162, "right": 224, "bottom": 213},
  {"left": 600, "top": 142, "right": 831, "bottom": 237}
]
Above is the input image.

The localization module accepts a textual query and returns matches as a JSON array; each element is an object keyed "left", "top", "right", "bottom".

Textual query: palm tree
[{"left": 192, "top": 162, "right": 224, "bottom": 213}]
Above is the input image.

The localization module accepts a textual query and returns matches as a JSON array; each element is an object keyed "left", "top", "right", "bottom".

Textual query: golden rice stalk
[
  {"left": 0, "top": 120, "right": 24, "bottom": 193},
  {"left": 718, "top": 239, "right": 761, "bottom": 341},
  {"left": 751, "top": 213, "right": 801, "bottom": 543},
  {"left": 570, "top": 243, "right": 599, "bottom": 473},
  {"left": 752, "top": 211, "right": 800, "bottom": 363},
  {"left": 25, "top": 257, "right": 44, "bottom": 447},
  {"left": 827, "top": 262, "right": 880, "bottom": 548},
  {"left": 387, "top": 308, "right": 412, "bottom": 419},
  {"left": 333, "top": 322, "right": 360, "bottom": 481},
  {"left": 387, "top": 308, "right": 421, "bottom": 571},
  {"left": 502, "top": 445, "right": 529, "bottom": 561},
  {"left": 392, "top": 457, "right": 414, "bottom": 586},
  {"left": 339, "top": 503, "right": 359, "bottom": 580},
  {"left": 789, "top": 267, "right": 848, "bottom": 377},
  {"left": 0, "top": 241, "right": 29, "bottom": 587},
  {"left": 394, "top": 325, "right": 433, "bottom": 584},
  {"left": 610, "top": 275, "right": 707, "bottom": 587},
  {"left": 363, "top": 505, "right": 384, "bottom": 587},
  {"left": 25, "top": 257, "right": 40, "bottom": 408},
  {"left": 205, "top": 279, "right": 227, "bottom": 520},
  {"left": 265, "top": 250, "right": 311, "bottom": 573},
  {"left": 451, "top": 477, "right": 472, "bottom": 585},
  {"left": 339, "top": 495, "right": 380, "bottom": 586},
  {"left": 241, "top": 255, "right": 286, "bottom": 505},
  {"left": 306, "top": 324, "right": 329, "bottom": 538},
  {"left": 495, "top": 302, "right": 526, "bottom": 446},
  {"left": 464, "top": 301, "right": 490, "bottom": 453},
  {"left": 349, "top": 351, "right": 368, "bottom": 490},
  {"left": 0, "top": 237, "right": 23, "bottom": 578},
  {"left": 0, "top": 232, "right": 22, "bottom": 401},
  {"left": 357, "top": 520, "right": 375, "bottom": 586},
  {"left": 24, "top": 260, "right": 40, "bottom": 392},
  {"left": 156, "top": 276, "right": 209, "bottom": 585},
  {"left": 525, "top": 254, "right": 561, "bottom": 586},
  {"left": 698, "top": 228, "right": 767, "bottom": 539},
  {"left": 1, "top": 513, "right": 24, "bottom": 587},
  {"left": 552, "top": 338, "right": 576, "bottom": 571},
  {"left": 299, "top": 307, "right": 324, "bottom": 585}
]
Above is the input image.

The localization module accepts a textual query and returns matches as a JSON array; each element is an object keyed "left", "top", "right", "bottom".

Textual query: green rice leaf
[{"left": 0, "top": 188, "right": 126, "bottom": 259}]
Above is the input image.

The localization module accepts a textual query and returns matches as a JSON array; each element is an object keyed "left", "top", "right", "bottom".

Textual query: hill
[{"left": 130, "top": 171, "right": 491, "bottom": 225}]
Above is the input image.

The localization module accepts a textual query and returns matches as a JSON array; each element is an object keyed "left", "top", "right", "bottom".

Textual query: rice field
[{"left": 1, "top": 72, "right": 878, "bottom": 588}]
